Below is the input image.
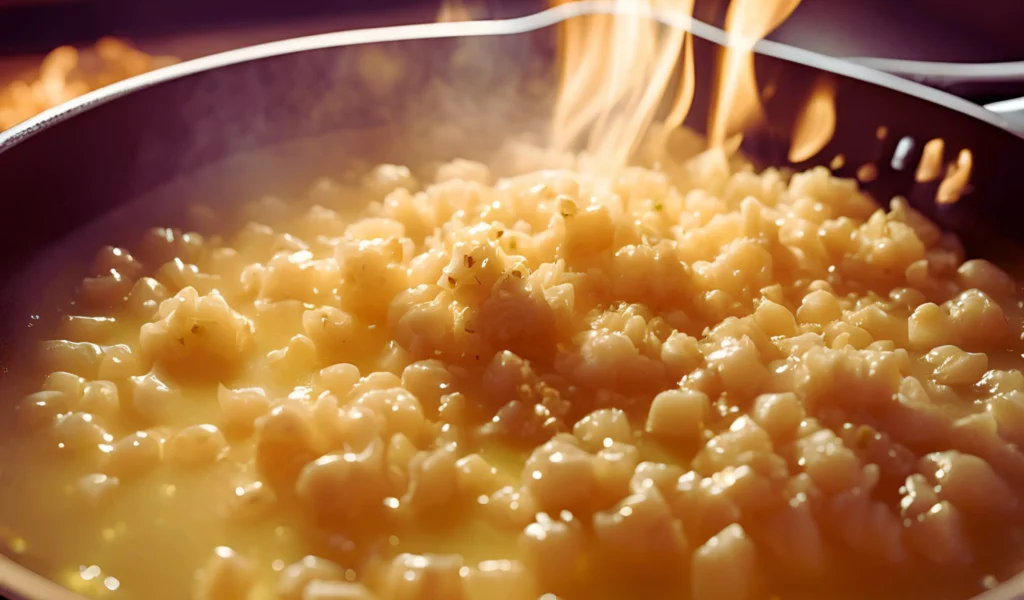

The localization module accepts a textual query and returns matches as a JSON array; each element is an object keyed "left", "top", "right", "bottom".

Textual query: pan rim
[{"left": 1, "top": 0, "right": 1023, "bottom": 153}]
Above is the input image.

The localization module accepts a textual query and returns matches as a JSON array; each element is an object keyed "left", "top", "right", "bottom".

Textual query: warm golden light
[
  {"left": 937, "top": 148, "right": 972, "bottom": 205},
  {"left": 916, "top": 138, "right": 945, "bottom": 183},
  {"left": 437, "top": 0, "right": 473, "bottom": 22},
  {"left": 706, "top": 0, "right": 802, "bottom": 149},
  {"left": 549, "top": 0, "right": 802, "bottom": 173},
  {"left": 788, "top": 77, "right": 836, "bottom": 163},
  {"left": 551, "top": 0, "right": 697, "bottom": 172},
  {"left": 856, "top": 163, "right": 878, "bottom": 183},
  {"left": 0, "top": 39, "right": 176, "bottom": 131}
]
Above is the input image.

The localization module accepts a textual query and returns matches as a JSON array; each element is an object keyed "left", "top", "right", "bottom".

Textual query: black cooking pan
[{"left": 1, "top": 2, "right": 1024, "bottom": 600}]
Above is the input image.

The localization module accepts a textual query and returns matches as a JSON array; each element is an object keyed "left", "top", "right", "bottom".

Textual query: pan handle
[
  {"left": 984, "top": 96, "right": 1024, "bottom": 135},
  {"left": 842, "top": 56, "right": 1024, "bottom": 135}
]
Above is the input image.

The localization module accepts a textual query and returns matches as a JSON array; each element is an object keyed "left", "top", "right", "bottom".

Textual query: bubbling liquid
[{"left": 2, "top": 143, "right": 1024, "bottom": 600}]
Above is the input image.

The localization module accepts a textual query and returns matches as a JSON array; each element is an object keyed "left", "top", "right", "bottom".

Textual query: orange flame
[
  {"left": 788, "top": 77, "right": 836, "bottom": 163},
  {"left": 856, "top": 163, "right": 878, "bottom": 183},
  {"left": 915, "top": 138, "right": 945, "bottom": 183},
  {"left": 937, "top": 149, "right": 972, "bottom": 204},
  {"left": 0, "top": 38, "right": 176, "bottom": 131},
  {"left": 549, "top": 0, "right": 802, "bottom": 172},
  {"left": 707, "top": 0, "right": 801, "bottom": 148},
  {"left": 437, "top": 0, "right": 474, "bottom": 22},
  {"left": 551, "top": 0, "right": 697, "bottom": 172}
]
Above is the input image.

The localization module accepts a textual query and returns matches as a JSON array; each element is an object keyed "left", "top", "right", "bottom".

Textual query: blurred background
[
  {"left": 3, "top": 0, "right": 1023, "bottom": 58},
  {"left": 2, "top": 0, "right": 1024, "bottom": 125}
]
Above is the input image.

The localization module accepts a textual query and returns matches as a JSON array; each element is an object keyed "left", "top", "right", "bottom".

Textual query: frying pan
[{"left": 2, "top": 2, "right": 1024, "bottom": 599}]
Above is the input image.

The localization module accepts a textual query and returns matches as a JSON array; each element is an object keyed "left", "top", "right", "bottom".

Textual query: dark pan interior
[
  {"left": 0, "top": 13, "right": 1022, "bottom": 357},
  {"left": 3, "top": 9, "right": 1024, "bottom": 378}
]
